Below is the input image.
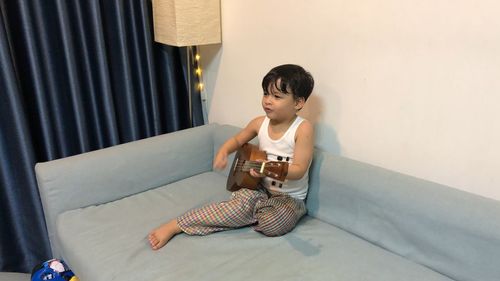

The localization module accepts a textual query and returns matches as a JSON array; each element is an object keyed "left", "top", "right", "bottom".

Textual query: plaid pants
[{"left": 177, "top": 188, "right": 307, "bottom": 237}]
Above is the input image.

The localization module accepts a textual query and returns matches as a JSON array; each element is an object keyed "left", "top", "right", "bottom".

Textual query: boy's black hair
[{"left": 261, "top": 64, "right": 314, "bottom": 102}]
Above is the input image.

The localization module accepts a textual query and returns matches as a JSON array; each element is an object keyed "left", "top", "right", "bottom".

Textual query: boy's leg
[
  {"left": 177, "top": 188, "right": 268, "bottom": 235},
  {"left": 253, "top": 194, "right": 307, "bottom": 237}
]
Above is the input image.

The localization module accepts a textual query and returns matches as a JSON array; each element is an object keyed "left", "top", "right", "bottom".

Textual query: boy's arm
[
  {"left": 213, "top": 116, "right": 265, "bottom": 170},
  {"left": 287, "top": 120, "right": 315, "bottom": 180}
]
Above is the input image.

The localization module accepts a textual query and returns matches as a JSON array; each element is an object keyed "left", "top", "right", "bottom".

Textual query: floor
[{"left": 0, "top": 272, "right": 30, "bottom": 281}]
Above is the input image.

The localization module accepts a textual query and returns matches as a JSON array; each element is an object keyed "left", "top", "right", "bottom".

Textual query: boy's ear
[{"left": 294, "top": 97, "right": 305, "bottom": 110}]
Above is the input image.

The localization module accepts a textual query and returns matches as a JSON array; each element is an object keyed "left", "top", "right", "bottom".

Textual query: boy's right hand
[{"left": 213, "top": 150, "right": 228, "bottom": 171}]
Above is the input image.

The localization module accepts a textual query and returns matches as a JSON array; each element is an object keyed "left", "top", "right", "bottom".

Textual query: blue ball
[{"left": 31, "top": 259, "right": 78, "bottom": 281}]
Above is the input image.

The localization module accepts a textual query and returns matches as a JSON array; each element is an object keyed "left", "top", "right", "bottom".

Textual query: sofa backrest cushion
[{"left": 306, "top": 151, "right": 500, "bottom": 281}]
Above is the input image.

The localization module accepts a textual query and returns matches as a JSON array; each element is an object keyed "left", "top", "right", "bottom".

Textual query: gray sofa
[{"left": 35, "top": 123, "right": 500, "bottom": 281}]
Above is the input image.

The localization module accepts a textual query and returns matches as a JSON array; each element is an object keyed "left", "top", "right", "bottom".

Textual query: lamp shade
[{"left": 152, "top": 0, "right": 221, "bottom": 47}]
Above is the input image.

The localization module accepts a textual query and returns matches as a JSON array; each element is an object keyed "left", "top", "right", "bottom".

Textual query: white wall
[{"left": 200, "top": 0, "right": 500, "bottom": 201}]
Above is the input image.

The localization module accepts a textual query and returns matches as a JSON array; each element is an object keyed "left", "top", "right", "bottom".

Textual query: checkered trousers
[{"left": 177, "top": 188, "right": 307, "bottom": 237}]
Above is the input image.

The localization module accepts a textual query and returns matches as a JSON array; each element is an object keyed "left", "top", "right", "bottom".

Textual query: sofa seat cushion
[{"left": 56, "top": 172, "right": 452, "bottom": 281}]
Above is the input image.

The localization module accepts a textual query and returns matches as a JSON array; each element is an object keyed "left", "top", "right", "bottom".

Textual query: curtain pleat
[
  {"left": 0, "top": 17, "right": 52, "bottom": 269},
  {"left": 0, "top": 0, "right": 202, "bottom": 273}
]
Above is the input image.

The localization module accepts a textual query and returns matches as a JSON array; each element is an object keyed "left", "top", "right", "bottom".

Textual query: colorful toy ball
[{"left": 31, "top": 259, "right": 79, "bottom": 281}]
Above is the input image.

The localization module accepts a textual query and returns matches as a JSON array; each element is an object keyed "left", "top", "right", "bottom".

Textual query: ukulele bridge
[{"left": 233, "top": 157, "right": 239, "bottom": 172}]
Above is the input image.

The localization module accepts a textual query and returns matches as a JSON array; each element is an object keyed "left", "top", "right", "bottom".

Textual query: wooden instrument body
[{"left": 226, "top": 143, "right": 288, "bottom": 192}]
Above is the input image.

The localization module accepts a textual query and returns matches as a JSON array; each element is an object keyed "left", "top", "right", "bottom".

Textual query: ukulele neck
[{"left": 235, "top": 159, "right": 266, "bottom": 173}]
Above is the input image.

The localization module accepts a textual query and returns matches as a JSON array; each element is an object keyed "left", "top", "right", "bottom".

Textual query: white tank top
[{"left": 258, "top": 116, "right": 309, "bottom": 200}]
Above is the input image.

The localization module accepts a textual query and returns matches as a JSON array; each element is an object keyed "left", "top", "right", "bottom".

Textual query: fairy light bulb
[
  {"left": 195, "top": 67, "right": 202, "bottom": 76},
  {"left": 195, "top": 54, "right": 201, "bottom": 61},
  {"left": 198, "top": 83, "right": 204, "bottom": 91}
]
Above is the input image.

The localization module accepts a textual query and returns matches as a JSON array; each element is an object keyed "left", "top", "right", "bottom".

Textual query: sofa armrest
[
  {"left": 306, "top": 151, "right": 500, "bottom": 281},
  {"left": 35, "top": 123, "right": 218, "bottom": 257}
]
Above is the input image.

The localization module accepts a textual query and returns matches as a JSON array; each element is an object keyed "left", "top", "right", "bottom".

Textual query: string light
[
  {"left": 195, "top": 67, "right": 202, "bottom": 76},
  {"left": 193, "top": 52, "right": 205, "bottom": 99}
]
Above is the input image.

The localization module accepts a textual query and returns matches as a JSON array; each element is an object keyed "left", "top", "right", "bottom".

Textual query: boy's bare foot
[{"left": 148, "top": 219, "right": 182, "bottom": 250}]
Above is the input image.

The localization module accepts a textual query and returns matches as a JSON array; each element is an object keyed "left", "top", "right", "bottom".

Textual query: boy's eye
[{"left": 263, "top": 92, "right": 282, "bottom": 99}]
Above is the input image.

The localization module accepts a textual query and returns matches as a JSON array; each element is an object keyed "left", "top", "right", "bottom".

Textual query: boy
[{"left": 148, "top": 64, "right": 315, "bottom": 250}]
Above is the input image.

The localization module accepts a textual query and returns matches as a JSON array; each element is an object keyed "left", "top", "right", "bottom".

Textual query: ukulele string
[
  {"left": 234, "top": 160, "right": 281, "bottom": 178},
  {"left": 234, "top": 159, "right": 284, "bottom": 180},
  {"left": 234, "top": 160, "right": 265, "bottom": 171}
]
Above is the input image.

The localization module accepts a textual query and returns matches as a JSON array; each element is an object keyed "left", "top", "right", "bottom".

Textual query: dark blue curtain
[{"left": 0, "top": 0, "right": 203, "bottom": 273}]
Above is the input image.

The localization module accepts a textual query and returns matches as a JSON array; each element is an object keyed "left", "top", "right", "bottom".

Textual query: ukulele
[{"left": 226, "top": 143, "right": 289, "bottom": 191}]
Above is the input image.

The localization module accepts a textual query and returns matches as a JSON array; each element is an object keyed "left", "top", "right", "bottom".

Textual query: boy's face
[{"left": 262, "top": 79, "right": 304, "bottom": 122}]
